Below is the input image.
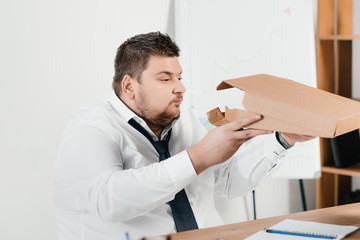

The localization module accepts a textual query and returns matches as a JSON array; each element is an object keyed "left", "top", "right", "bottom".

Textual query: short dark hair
[{"left": 112, "top": 31, "right": 180, "bottom": 95}]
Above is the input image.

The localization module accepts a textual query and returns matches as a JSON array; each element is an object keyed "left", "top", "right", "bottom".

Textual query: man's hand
[
  {"left": 187, "top": 114, "right": 273, "bottom": 174},
  {"left": 280, "top": 132, "right": 316, "bottom": 148}
]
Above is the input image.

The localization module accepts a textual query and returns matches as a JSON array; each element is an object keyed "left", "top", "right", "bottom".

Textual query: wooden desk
[{"left": 166, "top": 203, "right": 360, "bottom": 240}]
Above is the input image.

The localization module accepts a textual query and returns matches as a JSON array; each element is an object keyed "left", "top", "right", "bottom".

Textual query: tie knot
[
  {"left": 153, "top": 140, "right": 170, "bottom": 161},
  {"left": 153, "top": 140, "right": 169, "bottom": 152},
  {"left": 128, "top": 118, "right": 172, "bottom": 161}
]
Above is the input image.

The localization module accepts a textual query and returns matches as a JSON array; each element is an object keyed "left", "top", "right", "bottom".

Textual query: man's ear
[{"left": 121, "top": 74, "right": 136, "bottom": 99}]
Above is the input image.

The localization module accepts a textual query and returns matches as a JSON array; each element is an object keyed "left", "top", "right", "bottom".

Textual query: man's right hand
[{"left": 187, "top": 114, "right": 273, "bottom": 174}]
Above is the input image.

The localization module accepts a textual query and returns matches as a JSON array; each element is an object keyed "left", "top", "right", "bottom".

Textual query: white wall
[
  {"left": 0, "top": 1, "right": 323, "bottom": 240},
  {"left": 0, "top": 1, "right": 172, "bottom": 239}
]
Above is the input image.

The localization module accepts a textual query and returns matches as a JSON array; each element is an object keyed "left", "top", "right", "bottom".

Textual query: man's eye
[{"left": 161, "top": 79, "right": 170, "bottom": 81}]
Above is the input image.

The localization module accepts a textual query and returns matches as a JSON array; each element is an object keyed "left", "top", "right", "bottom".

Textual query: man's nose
[{"left": 174, "top": 80, "right": 186, "bottom": 94}]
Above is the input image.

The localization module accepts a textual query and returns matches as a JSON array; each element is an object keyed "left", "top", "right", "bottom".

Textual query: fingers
[
  {"left": 279, "top": 132, "right": 317, "bottom": 145},
  {"left": 223, "top": 114, "right": 272, "bottom": 141},
  {"left": 234, "top": 128, "right": 273, "bottom": 141},
  {"left": 227, "top": 114, "right": 262, "bottom": 131},
  {"left": 303, "top": 135, "right": 316, "bottom": 140}
]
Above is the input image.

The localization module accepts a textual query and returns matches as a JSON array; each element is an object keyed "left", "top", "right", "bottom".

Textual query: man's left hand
[{"left": 281, "top": 133, "right": 316, "bottom": 147}]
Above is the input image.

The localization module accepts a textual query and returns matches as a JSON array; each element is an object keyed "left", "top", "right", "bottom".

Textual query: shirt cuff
[
  {"left": 265, "top": 132, "right": 288, "bottom": 170},
  {"left": 162, "top": 150, "right": 197, "bottom": 189}
]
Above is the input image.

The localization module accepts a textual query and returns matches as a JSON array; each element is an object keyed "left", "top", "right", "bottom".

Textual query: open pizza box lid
[{"left": 207, "top": 74, "right": 360, "bottom": 138}]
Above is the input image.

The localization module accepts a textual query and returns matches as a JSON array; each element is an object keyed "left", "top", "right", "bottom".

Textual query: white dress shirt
[{"left": 55, "top": 92, "right": 286, "bottom": 240}]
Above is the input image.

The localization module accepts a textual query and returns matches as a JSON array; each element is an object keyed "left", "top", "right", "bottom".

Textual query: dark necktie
[{"left": 128, "top": 118, "right": 199, "bottom": 232}]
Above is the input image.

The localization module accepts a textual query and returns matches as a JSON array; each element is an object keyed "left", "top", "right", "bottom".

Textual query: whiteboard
[{"left": 175, "top": 0, "right": 321, "bottom": 179}]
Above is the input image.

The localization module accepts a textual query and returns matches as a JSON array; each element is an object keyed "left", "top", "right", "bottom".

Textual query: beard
[
  {"left": 138, "top": 106, "right": 178, "bottom": 128},
  {"left": 135, "top": 95, "right": 180, "bottom": 129}
]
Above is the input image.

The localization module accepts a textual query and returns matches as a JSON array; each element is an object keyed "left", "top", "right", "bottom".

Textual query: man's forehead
[{"left": 146, "top": 55, "right": 182, "bottom": 75}]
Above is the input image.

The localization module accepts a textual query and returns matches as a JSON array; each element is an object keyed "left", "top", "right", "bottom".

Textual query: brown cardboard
[{"left": 207, "top": 74, "right": 360, "bottom": 138}]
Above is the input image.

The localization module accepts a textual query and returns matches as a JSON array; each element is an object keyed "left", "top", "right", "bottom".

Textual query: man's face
[{"left": 134, "top": 55, "right": 186, "bottom": 127}]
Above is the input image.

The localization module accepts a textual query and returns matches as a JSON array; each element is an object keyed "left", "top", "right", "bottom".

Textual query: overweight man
[{"left": 55, "top": 31, "right": 313, "bottom": 240}]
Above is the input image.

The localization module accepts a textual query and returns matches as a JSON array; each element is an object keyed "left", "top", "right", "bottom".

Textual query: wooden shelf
[
  {"left": 322, "top": 164, "right": 360, "bottom": 177},
  {"left": 316, "top": 0, "right": 359, "bottom": 209},
  {"left": 317, "top": 35, "right": 360, "bottom": 40}
]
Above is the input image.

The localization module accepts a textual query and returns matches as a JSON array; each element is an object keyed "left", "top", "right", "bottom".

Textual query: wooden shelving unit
[
  {"left": 322, "top": 165, "right": 360, "bottom": 177},
  {"left": 316, "top": 0, "right": 360, "bottom": 208}
]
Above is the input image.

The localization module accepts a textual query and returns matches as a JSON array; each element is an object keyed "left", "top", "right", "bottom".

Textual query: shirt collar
[{"left": 108, "top": 92, "right": 179, "bottom": 141}]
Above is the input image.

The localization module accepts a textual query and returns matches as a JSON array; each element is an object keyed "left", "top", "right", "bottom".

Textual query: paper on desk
[
  {"left": 245, "top": 231, "right": 327, "bottom": 240},
  {"left": 244, "top": 219, "right": 359, "bottom": 240}
]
